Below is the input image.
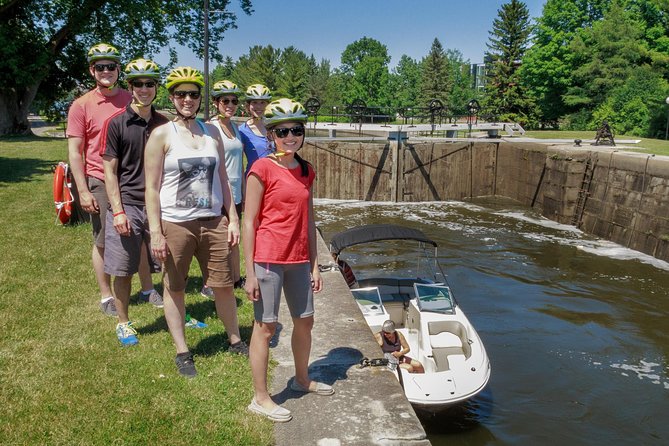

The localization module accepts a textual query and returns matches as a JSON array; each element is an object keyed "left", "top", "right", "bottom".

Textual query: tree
[
  {"left": 389, "top": 55, "right": 422, "bottom": 111},
  {"left": 305, "top": 56, "right": 338, "bottom": 106},
  {"left": 419, "top": 38, "right": 450, "bottom": 108},
  {"left": 444, "top": 49, "right": 477, "bottom": 116},
  {"left": 231, "top": 45, "right": 281, "bottom": 92},
  {"left": 0, "top": 0, "right": 252, "bottom": 135},
  {"left": 484, "top": 0, "right": 534, "bottom": 124},
  {"left": 276, "top": 46, "right": 310, "bottom": 101},
  {"left": 211, "top": 56, "right": 236, "bottom": 83},
  {"left": 339, "top": 37, "right": 392, "bottom": 106}
]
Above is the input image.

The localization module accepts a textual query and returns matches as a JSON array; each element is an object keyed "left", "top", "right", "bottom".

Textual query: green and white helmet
[
  {"left": 264, "top": 98, "right": 308, "bottom": 128},
  {"left": 166, "top": 66, "right": 205, "bottom": 91},
  {"left": 87, "top": 43, "right": 121, "bottom": 64},
  {"left": 212, "top": 80, "right": 241, "bottom": 98},
  {"left": 245, "top": 83, "right": 271, "bottom": 101},
  {"left": 124, "top": 58, "right": 161, "bottom": 81}
]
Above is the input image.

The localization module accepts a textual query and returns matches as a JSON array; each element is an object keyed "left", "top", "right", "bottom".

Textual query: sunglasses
[
  {"left": 272, "top": 125, "right": 305, "bottom": 138},
  {"left": 220, "top": 98, "right": 239, "bottom": 105},
  {"left": 173, "top": 90, "right": 201, "bottom": 99},
  {"left": 94, "top": 63, "right": 118, "bottom": 72},
  {"left": 130, "top": 80, "right": 156, "bottom": 89}
]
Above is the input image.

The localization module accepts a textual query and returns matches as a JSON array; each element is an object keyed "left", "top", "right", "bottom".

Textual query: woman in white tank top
[{"left": 145, "top": 67, "right": 247, "bottom": 379}]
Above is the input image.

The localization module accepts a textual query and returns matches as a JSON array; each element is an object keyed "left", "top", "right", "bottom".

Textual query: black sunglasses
[
  {"left": 220, "top": 98, "right": 239, "bottom": 105},
  {"left": 272, "top": 125, "right": 305, "bottom": 138},
  {"left": 130, "top": 80, "right": 156, "bottom": 89},
  {"left": 173, "top": 90, "right": 201, "bottom": 99},
  {"left": 94, "top": 63, "right": 118, "bottom": 72}
]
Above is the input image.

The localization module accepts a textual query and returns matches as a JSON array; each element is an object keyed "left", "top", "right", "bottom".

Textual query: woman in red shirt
[{"left": 243, "top": 99, "right": 333, "bottom": 422}]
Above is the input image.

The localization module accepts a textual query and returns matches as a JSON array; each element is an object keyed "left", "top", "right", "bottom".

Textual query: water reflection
[{"left": 315, "top": 199, "right": 669, "bottom": 446}]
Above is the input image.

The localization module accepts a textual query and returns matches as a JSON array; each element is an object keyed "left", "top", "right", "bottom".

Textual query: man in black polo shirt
[{"left": 102, "top": 58, "right": 169, "bottom": 346}]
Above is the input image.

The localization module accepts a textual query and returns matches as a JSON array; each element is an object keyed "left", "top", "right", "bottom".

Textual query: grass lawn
[
  {"left": 523, "top": 130, "right": 669, "bottom": 156},
  {"left": 0, "top": 136, "right": 272, "bottom": 445}
]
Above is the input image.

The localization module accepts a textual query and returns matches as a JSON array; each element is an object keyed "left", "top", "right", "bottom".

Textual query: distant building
[{"left": 470, "top": 63, "right": 486, "bottom": 91}]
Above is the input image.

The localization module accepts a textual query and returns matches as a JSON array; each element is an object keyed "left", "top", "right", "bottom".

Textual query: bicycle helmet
[
  {"left": 124, "top": 58, "right": 161, "bottom": 81},
  {"left": 166, "top": 66, "right": 205, "bottom": 91},
  {"left": 245, "top": 83, "right": 271, "bottom": 101},
  {"left": 212, "top": 80, "right": 241, "bottom": 98},
  {"left": 87, "top": 43, "right": 121, "bottom": 64},
  {"left": 264, "top": 98, "right": 308, "bottom": 128}
]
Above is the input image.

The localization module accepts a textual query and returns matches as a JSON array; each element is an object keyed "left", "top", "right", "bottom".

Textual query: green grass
[
  {"left": 0, "top": 136, "right": 272, "bottom": 445},
  {"left": 523, "top": 130, "right": 669, "bottom": 156}
]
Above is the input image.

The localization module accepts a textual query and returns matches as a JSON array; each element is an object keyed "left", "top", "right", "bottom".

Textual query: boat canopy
[{"left": 329, "top": 224, "right": 438, "bottom": 255}]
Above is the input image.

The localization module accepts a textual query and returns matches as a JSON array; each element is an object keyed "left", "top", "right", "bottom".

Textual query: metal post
[
  {"left": 665, "top": 97, "right": 669, "bottom": 140},
  {"left": 203, "top": 0, "right": 210, "bottom": 120}
]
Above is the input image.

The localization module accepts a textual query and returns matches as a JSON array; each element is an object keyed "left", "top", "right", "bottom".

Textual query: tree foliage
[
  {"left": 338, "top": 37, "right": 392, "bottom": 106},
  {"left": 484, "top": 0, "right": 535, "bottom": 124},
  {"left": 419, "top": 38, "right": 450, "bottom": 108}
]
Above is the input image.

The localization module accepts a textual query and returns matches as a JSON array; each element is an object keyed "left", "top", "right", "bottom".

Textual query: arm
[
  {"left": 144, "top": 127, "right": 168, "bottom": 262},
  {"left": 243, "top": 173, "right": 263, "bottom": 302},
  {"left": 374, "top": 332, "right": 383, "bottom": 347},
  {"left": 394, "top": 332, "right": 411, "bottom": 358},
  {"left": 307, "top": 185, "right": 323, "bottom": 293},
  {"left": 103, "top": 155, "right": 130, "bottom": 236},
  {"left": 67, "top": 137, "right": 98, "bottom": 213},
  {"left": 211, "top": 123, "right": 239, "bottom": 246}
]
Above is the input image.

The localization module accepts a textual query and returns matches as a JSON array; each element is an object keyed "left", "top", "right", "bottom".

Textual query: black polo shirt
[{"left": 103, "top": 104, "right": 168, "bottom": 205}]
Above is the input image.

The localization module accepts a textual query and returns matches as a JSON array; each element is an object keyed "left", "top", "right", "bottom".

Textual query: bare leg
[
  {"left": 291, "top": 316, "right": 314, "bottom": 389},
  {"left": 137, "top": 244, "right": 154, "bottom": 292},
  {"left": 93, "top": 245, "right": 112, "bottom": 297},
  {"left": 113, "top": 275, "right": 133, "bottom": 323},
  {"left": 163, "top": 287, "right": 188, "bottom": 353},
  {"left": 212, "top": 286, "right": 241, "bottom": 344},
  {"left": 249, "top": 321, "right": 280, "bottom": 409}
]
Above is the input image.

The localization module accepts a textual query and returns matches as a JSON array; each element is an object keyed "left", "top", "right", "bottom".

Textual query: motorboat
[{"left": 329, "top": 224, "right": 491, "bottom": 414}]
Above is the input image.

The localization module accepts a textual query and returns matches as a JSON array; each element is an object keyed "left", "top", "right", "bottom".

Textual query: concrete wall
[{"left": 302, "top": 140, "right": 669, "bottom": 262}]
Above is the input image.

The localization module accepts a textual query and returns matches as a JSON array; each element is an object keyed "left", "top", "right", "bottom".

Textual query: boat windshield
[
  {"left": 414, "top": 284, "right": 455, "bottom": 315},
  {"left": 351, "top": 287, "right": 386, "bottom": 316}
]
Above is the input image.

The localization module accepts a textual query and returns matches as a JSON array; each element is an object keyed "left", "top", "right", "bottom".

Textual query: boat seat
[
  {"left": 431, "top": 347, "right": 465, "bottom": 372},
  {"left": 430, "top": 332, "right": 462, "bottom": 348}
]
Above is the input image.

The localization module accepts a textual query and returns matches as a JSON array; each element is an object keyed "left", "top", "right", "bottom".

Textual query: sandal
[
  {"left": 247, "top": 399, "right": 292, "bottom": 422},
  {"left": 290, "top": 380, "right": 335, "bottom": 396}
]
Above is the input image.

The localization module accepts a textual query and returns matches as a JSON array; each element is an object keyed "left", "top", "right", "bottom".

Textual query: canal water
[{"left": 314, "top": 198, "right": 669, "bottom": 446}]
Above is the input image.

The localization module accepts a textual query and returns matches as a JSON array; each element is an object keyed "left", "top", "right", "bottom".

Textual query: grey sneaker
[
  {"left": 100, "top": 299, "right": 117, "bottom": 317},
  {"left": 140, "top": 290, "right": 164, "bottom": 308},
  {"left": 200, "top": 285, "right": 214, "bottom": 300},
  {"left": 175, "top": 352, "right": 197, "bottom": 378},
  {"left": 228, "top": 340, "right": 249, "bottom": 356}
]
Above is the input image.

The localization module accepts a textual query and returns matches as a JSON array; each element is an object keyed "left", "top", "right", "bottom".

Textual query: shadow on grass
[
  {"left": 0, "top": 155, "right": 56, "bottom": 185},
  {"left": 273, "top": 346, "right": 364, "bottom": 405}
]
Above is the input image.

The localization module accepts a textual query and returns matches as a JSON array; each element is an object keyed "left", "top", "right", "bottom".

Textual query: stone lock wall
[{"left": 301, "top": 140, "right": 669, "bottom": 262}]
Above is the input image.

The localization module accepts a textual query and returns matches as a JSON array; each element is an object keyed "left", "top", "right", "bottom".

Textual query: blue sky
[{"left": 157, "top": 0, "right": 547, "bottom": 70}]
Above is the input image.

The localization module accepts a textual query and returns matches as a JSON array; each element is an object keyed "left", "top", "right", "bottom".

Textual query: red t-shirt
[
  {"left": 249, "top": 157, "right": 316, "bottom": 263},
  {"left": 66, "top": 88, "right": 132, "bottom": 181}
]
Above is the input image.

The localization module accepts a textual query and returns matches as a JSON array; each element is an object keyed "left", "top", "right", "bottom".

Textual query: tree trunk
[{"left": 0, "top": 82, "right": 41, "bottom": 136}]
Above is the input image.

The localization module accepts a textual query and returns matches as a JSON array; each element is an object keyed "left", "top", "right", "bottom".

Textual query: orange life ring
[{"left": 53, "top": 162, "right": 72, "bottom": 224}]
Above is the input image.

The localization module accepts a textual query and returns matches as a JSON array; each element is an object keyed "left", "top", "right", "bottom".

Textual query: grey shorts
[
  {"left": 253, "top": 262, "right": 314, "bottom": 323},
  {"left": 103, "top": 204, "right": 159, "bottom": 277},
  {"left": 87, "top": 176, "right": 108, "bottom": 248}
]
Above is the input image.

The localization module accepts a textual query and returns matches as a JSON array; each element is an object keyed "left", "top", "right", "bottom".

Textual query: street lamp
[
  {"left": 203, "top": 0, "right": 226, "bottom": 120},
  {"left": 665, "top": 96, "right": 669, "bottom": 140}
]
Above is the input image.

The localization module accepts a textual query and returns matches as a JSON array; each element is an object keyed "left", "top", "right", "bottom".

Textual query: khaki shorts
[
  {"left": 162, "top": 216, "right": 232, "bottom": 292},
  {"left": 87, "top": 176, "right": 108, "bottom": 248}
]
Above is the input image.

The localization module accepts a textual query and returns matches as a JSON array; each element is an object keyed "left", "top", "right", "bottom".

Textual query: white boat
[{"left": 329, "top": 224, "right": 491, "bottom": 414}]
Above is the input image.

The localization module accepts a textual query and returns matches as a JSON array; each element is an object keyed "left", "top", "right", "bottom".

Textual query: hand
[
  {"left": 311, "top": 268, "right": 323, "bottom": 293},
  {"left": 79, "top": 191, "right": 99, "bottom": 214},
  {"left": 244, "top": 275, "right": 261, "bottom": 302},
  {"left": 113, "top": 213, "right": 131, "bottom": 236},
  {"left": 392, "top": 351, "right": 402, "bottom": 359},
  {"left": 150, "top": 231, "right": 169, "bottom": 262},
  {"left": 227, "top": 219, "right": 240, "bottom": 247}
]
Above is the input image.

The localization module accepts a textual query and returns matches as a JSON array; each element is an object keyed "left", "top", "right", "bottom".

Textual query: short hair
[{"left": 382, "top": 320, "right": 396, "bottom": 333}]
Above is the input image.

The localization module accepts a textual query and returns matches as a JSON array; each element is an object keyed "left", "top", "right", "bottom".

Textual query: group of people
[{"left": 67, "top": 42, "right": 332, "bottom": 422}]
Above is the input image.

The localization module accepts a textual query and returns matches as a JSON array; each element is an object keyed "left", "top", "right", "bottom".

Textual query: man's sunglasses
[
  {"left": 272, "top": 125, "right": 305, "bottom": 138},
  {"left": 130, "top": 80, "right": 156, "bottom": 89},
  {"left": 94, "top": 63, "right": 118, "bottom": 72},
  {"left": 220, "top": 98, "right": 239, "bottom": 105},
  {"left": 173, "top": 91, "right": 201, "bottom": 99}
]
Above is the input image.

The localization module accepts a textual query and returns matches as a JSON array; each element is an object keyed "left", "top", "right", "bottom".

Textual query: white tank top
[
  {"left": 160, "top": 120, "right": 223, "bottom": 222},
  {"left": 212, "top": 118, "right": 243, "bottom": 205}
]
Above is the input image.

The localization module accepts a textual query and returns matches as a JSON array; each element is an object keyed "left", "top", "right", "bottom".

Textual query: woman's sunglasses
[
  {"left": 219, "top": 98, "right": 239, "bottom": 105},
  {"left": 94, "top": 63, "right": 118, "bottom": 72},
  {"left": 130, "top": 80, "right": 156, "bottom": 88},
  {"left": 173, "top": 91, "right": 201, "bottom": 99},
  {"left": 272, "top": 125, "right": 305, "bottom": 138}
]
